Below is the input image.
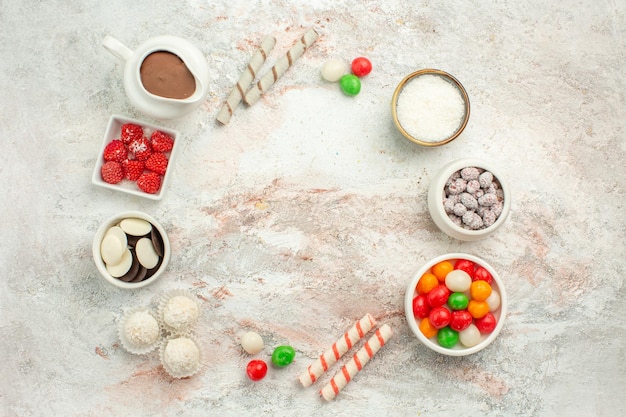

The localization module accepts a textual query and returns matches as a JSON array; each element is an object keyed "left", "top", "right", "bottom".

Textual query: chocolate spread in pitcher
[{"left": 140, "top": 51, "right": 196, "bottom": 99}]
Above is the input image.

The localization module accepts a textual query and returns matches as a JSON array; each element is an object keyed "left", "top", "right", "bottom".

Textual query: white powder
[{"left": 396, "top": 74, "right": 466, "bottom": 142}]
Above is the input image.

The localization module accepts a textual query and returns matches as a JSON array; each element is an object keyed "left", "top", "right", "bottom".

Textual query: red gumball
[
  {"left": 351, "top": 57, "right": 372, "bottom": 77},
  {"left": 427, "top": 284, "right": 451, "bottom": 308},
  {"left": 472, "top": 266, "right": 493, "bottom": 285},
  {"left": 412, "top": 294, "right": 431, "bottom": 319},
  {"left": 246, "top": 359, "right": 268, "bottom": 381},
  {"left": 475, "top": 312, "right": 497, "bottom": 333},
  {"left": 428, "top": 306, "right": 451, "bottom": 329},
  {"left": 449, "top": 310, "right": 473, "bottom": 332},
  {"left": 454, "top": 259, "right": 475, "bottom": 278}
]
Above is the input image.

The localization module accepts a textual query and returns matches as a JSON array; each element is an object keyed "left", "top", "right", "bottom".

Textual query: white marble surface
[{"left": 1, "top": 1, "right": 625, "bottom": 416}]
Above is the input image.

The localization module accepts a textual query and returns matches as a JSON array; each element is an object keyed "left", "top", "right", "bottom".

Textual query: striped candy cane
[
  {"left": 298, "top": 313, "right": 376, "bottom": 387},
  {"left": 320, "top": 324, "right": 393, "bottom": 401}
]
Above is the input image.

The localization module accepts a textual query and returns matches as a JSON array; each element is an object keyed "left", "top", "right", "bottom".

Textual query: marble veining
[{"left": 1, "top": 0, "right": 624, "bottom": 416}]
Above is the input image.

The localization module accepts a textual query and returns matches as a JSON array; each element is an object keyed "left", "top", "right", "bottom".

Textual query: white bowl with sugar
[{"left": 392, "top": 69, "right": 470, "bottom": 146}]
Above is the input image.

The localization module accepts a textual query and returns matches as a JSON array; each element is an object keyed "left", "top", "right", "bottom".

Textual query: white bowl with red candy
[
  {"left": 404, "top": 253, "right": 507, "bottom": 356},
  {"left": 91, "top": 114, "right": 180, "bottom": 200},
  {"left": 428, "top": 158, "right": 511, "bottom": 241}
]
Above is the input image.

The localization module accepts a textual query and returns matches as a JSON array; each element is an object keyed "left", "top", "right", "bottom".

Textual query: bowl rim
[
  {"left": 428, "top": 158, "right": 511, "bottom": 239},
  {"left": 404, "top": 253, "right": 508, "bottom": 356},
  {"left": 391, "top": 69, "right": 470, "bottom": 147},
  {"left": 92, "top": 210, "right": 171, "bottom": 289},
  {"left": 91, "top": 114, "right": 181, "bottom": 201}
]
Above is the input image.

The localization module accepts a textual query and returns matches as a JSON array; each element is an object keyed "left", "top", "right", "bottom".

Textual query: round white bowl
[
  {"left": 404, "top": 253, "right": 508, "bottom": 356},
  {"left": 428, "top": 158, "right": 511, "bottom": 241},
  {"left": 92, "top": 210, "right": 170, "bottom": 289},
  {"left": 391, "top": 69, "right": 470, "bottom": 147}
]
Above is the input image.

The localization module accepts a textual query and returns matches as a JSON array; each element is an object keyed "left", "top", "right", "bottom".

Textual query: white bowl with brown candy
[{"left": 92, "top": 211, "right": 170, "bottom": 288}]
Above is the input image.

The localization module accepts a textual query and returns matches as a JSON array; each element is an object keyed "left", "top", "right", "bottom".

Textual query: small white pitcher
[{"left": 103, "top": 35, "right": 210, "bottom": 120}]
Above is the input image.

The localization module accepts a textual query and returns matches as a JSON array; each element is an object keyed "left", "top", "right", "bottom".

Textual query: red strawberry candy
[
  {"left": 122, "top": 159, "right": 145, "bottom": 181},
  {"left": 120, "top": 123, "right": 144, "bottom": 144},
  {"left": 103, "top": 140, "right": 127, "bottom": 162},
  {"left": 128, "top": 137, "right": 152, "bottom": 161},
  {"left": 136, "top": 172, "right": 161, "bottom": 194},
  {"left": 145, "top": 152, "right": 168, "bottom": 175},
  {"left": 101, "top": 161, "right": 124, "bottom": 184},
  {"left": 151, "top": 131, "right": 174, "bottom": 153}
]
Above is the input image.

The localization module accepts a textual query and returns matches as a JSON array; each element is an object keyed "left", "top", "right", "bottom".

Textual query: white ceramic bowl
[
  {"left": 404, "top": 253, "right": 507, "bottom": 356},
  {"left": 428, "top": 158, "right": 511, "bottom": 241},
  {"left": 92, "top": 210, "right": 171, "bottom": 289},
  {"left": 91, "top": 114, "right": 181, "bottom": 200},
  {"left": 391, "top": 69, "right": 470, "bottom": 147}
]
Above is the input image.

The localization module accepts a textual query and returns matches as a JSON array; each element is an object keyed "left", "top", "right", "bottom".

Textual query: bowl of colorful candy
[
  {"left": 391, "top": 69, "right": 470, "bottom": 147},
  {"left": 428, "top": 158, "right": 511, "bottom": 241},
  {"left": 92, "top": 210, "right": 171, "bottom": 289},
  {"left": 404, "top": 253, "right": 507, "bottom": 356}
]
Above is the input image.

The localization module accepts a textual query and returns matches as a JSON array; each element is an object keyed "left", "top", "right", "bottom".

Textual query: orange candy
[
  {"left": 467, "top": 300, "right": 490, "bottom": 319},
  {"left": 432, "top": 261, "right": 454, "bottom": 282},
  {"left": 470, "top": 280, "right": 492, "bottom": 302},
  {"left": 416, "top": 272, "right": 439, "bottom": 294},
  {"left": 419, "top": 317, "right": 438, "bottom": 339}
]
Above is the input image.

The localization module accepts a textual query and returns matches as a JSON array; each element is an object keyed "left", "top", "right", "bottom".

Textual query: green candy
[
  {"left": 448, "top": 292, "right": 469, "bottom": 310},
  {"left": 339, "top": 74, "right": 361, "bottom": 96},
  {"left": 271, "top": 345, "right": 296, "bottom": 367},
  {"left": 437, "top": 327, "right": 459, "bottom": 348}
]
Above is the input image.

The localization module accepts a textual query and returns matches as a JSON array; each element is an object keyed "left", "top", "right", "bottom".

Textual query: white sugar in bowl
[{"left": 392, "top": 69, "right": 470, "bottom": 147}]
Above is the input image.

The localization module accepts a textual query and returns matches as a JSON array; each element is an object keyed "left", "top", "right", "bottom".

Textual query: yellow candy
[
  {"left": 416, "top": 272, "right": 439, "bottom": 294},
  {"left": 467, "top": 300, "right": 490, "bottom": 319},
  {"left": 432, "top": 261, "right": 454, "bottom": 282},
  {"left": 470, "top": 280, "right": 492, "bottom": 302},
  {"left": 419, "top": 317, "right": 438, "bottom": 339}
]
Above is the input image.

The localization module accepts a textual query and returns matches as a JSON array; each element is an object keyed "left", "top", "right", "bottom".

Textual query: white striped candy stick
[
  {"left": 216, "top": 35, "right": 276, "bottom": 124},
  {"left": 319, "top": 324, "right": 393, "bottom": 401},
  {"left": 243, "top": 29, "right": 319, "bottom": 106},
  {"left": 298, "top": 313, "right": 376, "bottom": 387}
]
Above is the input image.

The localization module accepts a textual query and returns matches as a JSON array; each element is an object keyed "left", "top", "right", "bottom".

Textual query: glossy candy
[
  {"left": 432, "top": 260, "right": 454, "bottom": 282},
  {"left": 427, "top": 285, "right": 450, "bottom": 308},
  {"left": 351, "top": 57, "right": 372, "bottom": 77},
  {"left": 447, "top": 292, "right": 469, "bottom": 310},
  {"left": 459, "top": 324, "right": 481, "bottom": 347},
  {"left": 449, "top": 310, "right": 473, "bottom": 332},
  {"left": 445, "top": 269, "right": 472, "bottom": 292},
  {"left": 475, "top": 312, "right": 497, "bottom": 333},
  {"left": 271, "top": 345, "right": 296, "bottom": 367},
  {"left": 453, "top": 259, "right": 475, "bottom": 277},
  {"left": 485, "top": 290, "right": 501, "bottom": 312},
  {"left": 470, "top": 280, "right": 492, "bottom": 302},
  {"left": 428, "top": 306, "right": 451, "bottom": 329},
  {"left": 416, "top": 272, "right": 438, "bottom": 295},
  {"left": 467, "top": 300, "right": 490, "bottom": 319},
  {"left": 246, "top": 359, "right": 268, "bottom": 381},
  {"left": 321, "top": 58, "right": 348, "bottom": 82},
  {"left": 241, "top": 331, "right": 264, "bottom": 355},
  {"left": 339, "top": 74, "right": 361, "bottom": 96},
  {"left": 437, "top": 327, "right": 459, "bottom": 348},
  {"left": 412, "top": 294, "right": 431, "bottom": 318},
  {"left": 473, "top": 266, "right": 493, "bottom": 284},
  {"left": 419, "top": 317, "right": 438, "bottom": 339},
  {"left": 414, "top": 258, "right": 502, "bottom": 349}
]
